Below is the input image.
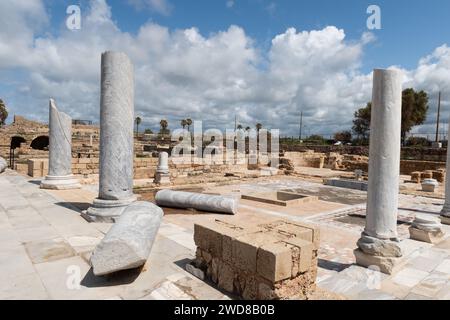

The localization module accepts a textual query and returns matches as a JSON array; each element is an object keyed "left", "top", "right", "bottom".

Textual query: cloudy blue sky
[{"left": 1, "top": 0, "right": 449, "bottom": 137}]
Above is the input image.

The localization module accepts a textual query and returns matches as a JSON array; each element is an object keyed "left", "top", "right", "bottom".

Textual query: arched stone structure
[{"left": 30, "top": 135, "right": 49, "bottom": 150}]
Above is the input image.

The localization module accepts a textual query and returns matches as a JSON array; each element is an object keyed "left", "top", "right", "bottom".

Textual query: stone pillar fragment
[
  {"left": 354, "top": 69, "right": 403, "bottom": 274},
  {"left": 41, "top": 99, "right": 80, "bottom": 190},
  {"left": 0, "top": 157, "right": 7, "bottom": 173},
  {"left": 85, "top": 51, "right": 137, "bottom": 222},
  {"left": 155, "top": 189, "right": 238, "bottom": 215},
  {"left": 90, "top": 201, "right": 163, "bottom": 276},
  {"left": 154, "top": 152, "right": 170, "bottom": 185},
  {"left": 409, "top": 214, "right": 445, "bottom": 244},
  {"left": 441, "top": 114, "right": 450, "bottom": 225}
]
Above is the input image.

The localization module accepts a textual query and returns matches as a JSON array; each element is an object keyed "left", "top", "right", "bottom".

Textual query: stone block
[
  {"left": 193, "top": 222, "right": 224, "bottom": 257},
  {"left": 284, "top": 237, "right": 314, "bottom": 275},
  {"left": 232, "top": 232, "right": 271, "bottom": 273},
  {"left": 193, "top": 218, "right": 319, "bottom": 300},
  {"left": 257, "top": 242, "right": 293, "bottom": 282},
  {"left": 354, "top": 249, "right": 405, "bottom": 275},
  {"left": 409, "top": 227, "right": 445, "bottom": 244}
]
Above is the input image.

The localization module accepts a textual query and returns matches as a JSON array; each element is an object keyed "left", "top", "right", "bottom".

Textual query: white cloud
[
  {"left": 0, "top": 0, "right": 449, "bottom": 138},
  {"left": 128, "top": 0, "right": 172, "bottom": 16}
]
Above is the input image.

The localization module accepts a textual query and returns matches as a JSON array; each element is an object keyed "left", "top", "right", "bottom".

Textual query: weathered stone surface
[
  {"left": 357, "top": 233, "right": 402, "bottom": 257},
  {"left": 90, "top": 201, "right": 163, "bottom": 276},
  {"left": 412, "top": 214, "right": 443, "bottom": 232},
  {"left": 193, "top": 219, "right": 319, "bottom": 300},
  {"left": 86, "top": 51, "right": 137, "bottom": 221},
  {"left": 409, "top": 214, "right": 444, "bottom": 243},
  {"left": 409, "top": 227, "right": 445, "bottom": 244},
  {"left": 41, "top": 99, "right": 80, "bottom": 190},
  {"left": 354, "top": 249, "right": 404, "bottom": 275},
  {"left": 0, "top": 157, "right": 6, "bottom": 173},
  {"left": 155, "top": 189, "right": 238, "bottom": 215},
  {"left": 421, "top": 179, "right": 438, "bottom": 192}
]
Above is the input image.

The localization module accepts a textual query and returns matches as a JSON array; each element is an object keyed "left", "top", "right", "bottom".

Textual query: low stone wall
[
  {"left": 400, "top": 160, "right": 446, "bottom": 175},
  {"left": 284, "top": 151, "right": 325, "bottom": 169},
  {"left": 26, "top": 156, "right": 250, "bottom": 180},
  {"left": 282, "top": 145, "right": 449, "bottom": 162},
  {"left": 193, "top": 219, "right": 319, "bottom": 300}
]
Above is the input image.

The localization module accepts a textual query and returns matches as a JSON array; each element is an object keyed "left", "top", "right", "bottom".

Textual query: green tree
[
  {"left": 0, "top": 99, "right": 8, "bottom": 126},
  {"left": 352, "top": 102, "right": 372, "bottom": 141},
  {"left": 256, "top": 123, "right": 262, "bottom": 132},
  {"left": 144, "top": 128, "right": 153, "bottom": 134},
  {"left": 181, "top": 119, "right": 187, "bottom": 129},
  {"left": 352, "top": 88, "right": 429, "bottom": 144},
  {"left": 245, "top": 126, "right": 251, "bottom": 132},
  {"left": 401, "top": 88, "right": 429, "bottom": 143},
  {"left": 135, "top": 116, "right": 142, "bottom": 135},
  {"left": 237, "top": 124, "right": 243, "bottom": 131}
]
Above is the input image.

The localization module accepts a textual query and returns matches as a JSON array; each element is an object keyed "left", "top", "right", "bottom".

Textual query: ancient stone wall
[{"left": 193, "top": 219, "right": 319, "bottom": 300}]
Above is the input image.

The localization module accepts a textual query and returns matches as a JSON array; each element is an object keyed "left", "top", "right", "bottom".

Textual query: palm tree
[
  {"left": 256, "top": 123, "right": 262, "bottom": 132},
  {"left": 160, "top": 119, "right": 169, "bottom": 134},
  {"left": 237, "top": 124, "right": 243, "bottom": 131},
  {"left": 245, "top": 126, "right": 251, "bottom": 131},
  {"left": 135, "top": 116, "right": 142, "bottom": 135},
  {"left": 186, "top": 118, "right": 193, "bottom": 132},
  {"left": 181, "top": 119, "right": 187, "bottom": 129}
]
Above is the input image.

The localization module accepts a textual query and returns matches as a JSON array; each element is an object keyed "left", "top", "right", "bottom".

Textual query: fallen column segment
[
  {"left": 155, "top": 189, "right": 239, "bottom": 215},
  {"left": 90, "top": 201, "right": 163, "bottom": 276}
]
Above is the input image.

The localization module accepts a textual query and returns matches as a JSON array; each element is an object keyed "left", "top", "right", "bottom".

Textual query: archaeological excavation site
[{"left": 0, "top": 0, "right": 449, "bottom": 310}]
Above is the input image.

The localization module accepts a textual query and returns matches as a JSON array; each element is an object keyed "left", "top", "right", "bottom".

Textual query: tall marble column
[
  {"left": 440, "top": 114, "right": 450, "bottom": 225},
  {"left": 354, "top": 69, "right": 403, "bottom": 274},
  {"left": 41, "top": 99, "right": 81, "bottom": 190},
  {"left": 85, "top": 51, "right": 137, "bottom": 222}
]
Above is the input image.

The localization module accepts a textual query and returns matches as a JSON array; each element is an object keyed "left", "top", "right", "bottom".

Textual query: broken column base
[
  {"left": 154, "top": 172, "right": 171, "bottom": 185},
  {"left": 354, "top": 249, "right": 405, "bottom": 275},
  {"left": 409, "top": 227, "right": 444, "bottom": 244},
  {"left": 440, "top": 215, "right": 450, "bottom": 225},
  {"left": 83, "top": 195, "right": 138, "bottom": 223},
  {"left": 40, "top": 175, "right": 81, "bottom": 190}
]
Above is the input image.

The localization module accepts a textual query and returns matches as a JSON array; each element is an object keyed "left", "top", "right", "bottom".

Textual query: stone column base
[
  {"left": 154, "top": 172, "right": 171, "bottom": 185},
  {"left": 354, "top": 249, "right": 405, "bottom": 275},
  {"left": 440, "top": 215, "right": 450, "bottom": 225},
  {"left": 40, "top": 175, "right": 81, "bottom": 190},
  {"left": 83, "top": 195, "right": 138, "bottom": 223},
  {"left": 409, "top": 227, "right": 444, "bottom": 244}
]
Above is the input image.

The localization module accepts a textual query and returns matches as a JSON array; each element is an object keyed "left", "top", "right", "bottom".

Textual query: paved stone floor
[{"left": 0, "top": 169, "right": 449, "bottom": 300}]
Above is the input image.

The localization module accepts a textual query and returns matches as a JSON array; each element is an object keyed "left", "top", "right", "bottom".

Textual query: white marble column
[
  {"left": 85, "top": 52, "right": 137, "bottom": 222},
  {"left": 41, "top": 99, "right": 80, "bottom": 190},
  {"left": 354, "top": 69, "right": 403, "bottom": 274},
  {"left": 154, "top": 152, "right": 170, "bottom": 184},
  {"left": 441, "top": 115, "right": 450, "bottom": 225}
]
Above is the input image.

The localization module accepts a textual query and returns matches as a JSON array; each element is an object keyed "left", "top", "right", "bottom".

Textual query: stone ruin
[{"left": 191, "top": 219, "right": 319, "bottom": 300}]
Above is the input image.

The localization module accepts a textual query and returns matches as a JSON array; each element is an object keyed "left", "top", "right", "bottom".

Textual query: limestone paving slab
[{"left": 24, "top": 238, "right": 76, "bottom": 264}]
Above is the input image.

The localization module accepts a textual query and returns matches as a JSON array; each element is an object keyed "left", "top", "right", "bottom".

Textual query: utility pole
[
  {"left": 436, "top": 91, "right": 442, "bottom": 142},
  {"left": 299, "top": 111, "right": 303, "bottom": 141}
]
